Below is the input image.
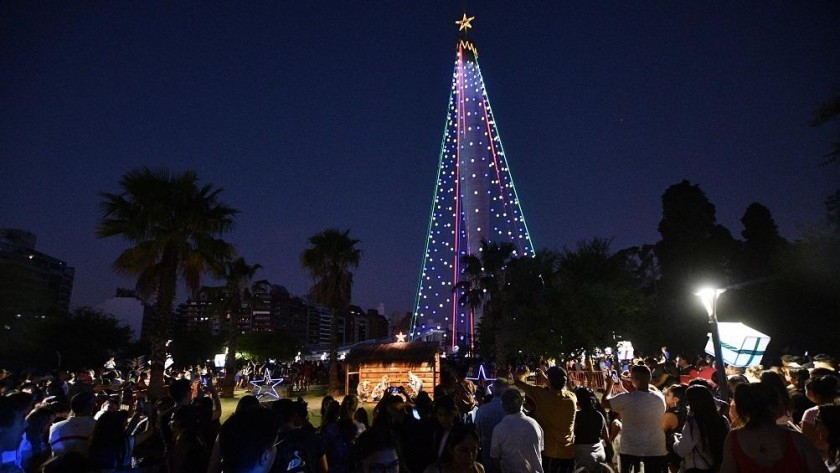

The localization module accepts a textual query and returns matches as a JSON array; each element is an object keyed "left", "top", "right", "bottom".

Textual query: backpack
[{"left": 272, "top": 429, "right": 316, "bottom": 473}]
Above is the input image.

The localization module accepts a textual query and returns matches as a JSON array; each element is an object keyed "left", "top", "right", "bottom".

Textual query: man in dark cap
[{"left": 514, "top": 366, "right": 577, "bottom": 473}]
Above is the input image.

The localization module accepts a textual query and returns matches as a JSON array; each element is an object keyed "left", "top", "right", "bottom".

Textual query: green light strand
[
  {"left": 473, "top": 56, "right": 536, "bottom": 255},
  {"left": 410, "top": 85, "right": 457, "bottom": 341}
]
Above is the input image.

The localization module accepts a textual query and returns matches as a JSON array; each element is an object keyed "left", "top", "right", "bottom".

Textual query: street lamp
[{"left": 695, "top": 287, "right": 730, "bottom": 401}]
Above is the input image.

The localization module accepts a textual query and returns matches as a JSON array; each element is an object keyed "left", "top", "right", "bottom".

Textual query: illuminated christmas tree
[{"left": 410, "top": 15, "right": 535, "bottom": 350}]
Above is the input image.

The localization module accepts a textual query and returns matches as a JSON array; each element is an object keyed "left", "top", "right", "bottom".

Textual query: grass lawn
[{"left": 218, "top": 387, "right": 351, "bottom": 424}]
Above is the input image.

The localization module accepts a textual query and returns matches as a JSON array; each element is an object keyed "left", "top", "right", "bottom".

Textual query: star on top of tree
[
  {"left": 456, "top": 13, "right": 475, "bottom": 32},
  {"left": 395, "top": 332, "right": 407, "bottom": 343}
]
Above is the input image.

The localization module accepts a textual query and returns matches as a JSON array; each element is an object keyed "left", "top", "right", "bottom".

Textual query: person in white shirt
[
  {"left": 491, "top": 387, "right": 544, "bottom": 473},
  {"left": 48, "top": 392, "right": 96, "bottom": 457},
  {"left": 476, "top": 378, "right": 510, "bottom": 473},
  {"left": 93, "top": 397, "right": 119, "bottom": 420},
  {"left": 603, "top": 364, "right": 668, "bottom": 473}
]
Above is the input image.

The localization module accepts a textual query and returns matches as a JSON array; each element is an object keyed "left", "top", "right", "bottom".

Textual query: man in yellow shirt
[{"left": 514, "top": 366, "right": 577, "bottom": 473}]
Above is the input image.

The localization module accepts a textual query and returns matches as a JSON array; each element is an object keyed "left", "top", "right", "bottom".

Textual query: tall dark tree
[
  {"left": 455, "top": 239, "right": 515, "bottom": 361},
  {"left": 738, "top": 202, "right": 788, "bottom": 279},
  {"left": 763, "top": 193, "right": 840, "bottom": 353},
  {"left": 238, "top": 330, "right": 301, "bottom": 363},
  {"left": 53, "top": 308, "right": 134, "bottom": 369},
  {"left": 615, "top": 244, "right": 660, "bottom": 295},
  {"left": 301, "top": 228, "right": 361, "bottom": 396},
  {"left": 484, "top": 249, "right": 555, "bottom": 358},
  {"left": 653, "top": 181, "right": 739, "bottom": 352},
  {"left": 0, "top": 307, "right": 134, "bottom": 371},
  {"left": 170, "top": 324, "right": 222, "bottom": 368},
  {"left": 201, "top": 257, "right": 268, "bottom": 397},
  {"left": 98, "top": 168, "right": 237, "bottom": 399},
  {"left": 503, "top": 239, "right": 648, "bottom": 356},
  {"left": 655, "top": 180, "right": 738, "bottom": 286},
  {"left": 503, "top": 249, "right": 558, "bottom": 306},
  {"left": 556, "top": 239, "right": 648, "bottom": 351}
]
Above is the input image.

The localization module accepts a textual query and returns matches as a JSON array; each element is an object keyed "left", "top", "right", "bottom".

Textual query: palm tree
[
  {"left": 97, "top": 168, "right": 237, "bottom": 399},
  {"left": 300, "top": 228, "right": 361, "bottom": 396},
  {"left": 201, "top": 257, "right": 268, "bottom": 398},
  {"left": 454, "top": 239, "right": 515, "bottom": 362},
  {"left": 454, "top": 253, "right": 484, "bottom": 352}
]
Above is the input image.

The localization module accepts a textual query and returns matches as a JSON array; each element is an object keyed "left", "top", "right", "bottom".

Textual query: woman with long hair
[
  {"left": 88, "top": 411, "right": 133, "bottom": 469},
  {"left": 88, "top": 407, "right": 154, "bottom": 470},
  {"left": 574, "top": 387, "right": 611, "bottom": 469},
  {"left": 354, "top": 407, "right": 370, "bottom": 429},
  {"left": 673, "top": 385, "right": 729, "bottom": 472},
  {"left": 422, "top": 423, "right": 484, "bottom": 473},
  {"left": 719, "top": 383, "right": 825, "bottom": 473},
  {"left": 760, "top": 370, "right": 794, "bottom": 426},
  {"left": 431, "top": 396, "right": 463, "bottom": 464},
  {"left": 802, "top": 376, "right": 839, "bottom": 455},
  {"left": 320, "top": 395, "right": 336, "bottom": 429},
  {"left": 321, "top": 399, "right": 341, "bottom": 432},
  {"left": 169, "top": 405, "right": 211, "bottom": 473},
  {"left": 323, "top": 394, "right": 366, "bottom": 473}
]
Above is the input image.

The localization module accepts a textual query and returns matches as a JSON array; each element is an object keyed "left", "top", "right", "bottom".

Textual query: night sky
[{"left": 2, "top": 2, "right": 839, "bottom": 318}]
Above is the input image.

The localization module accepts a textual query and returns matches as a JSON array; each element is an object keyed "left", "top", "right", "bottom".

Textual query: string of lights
[{"left": 410, "top": 17, "right": 534, "bottom": 349}]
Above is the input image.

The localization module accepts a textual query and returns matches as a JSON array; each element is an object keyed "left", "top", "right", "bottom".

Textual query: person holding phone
[
  {"left": 87, "top": 399, "right": 154, "bottom": 470},
  {"left": 513, "top": 366, "right": 577, "bottom": 473},
  {"left": 603, "top": 364, "right": 668, "bottom": 473}
]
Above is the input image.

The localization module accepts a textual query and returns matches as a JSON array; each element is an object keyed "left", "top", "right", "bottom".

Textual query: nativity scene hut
[{"left": 345, "top": 341, "right": 441, "bottom": 402}]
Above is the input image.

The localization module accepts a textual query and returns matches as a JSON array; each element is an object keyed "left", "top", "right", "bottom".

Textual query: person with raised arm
[
  {"left": 603, "top": 364, "right": 668, "bottom": 473},
  {"left": 513, "top": 365, "right": 576, "bottom": 473}
]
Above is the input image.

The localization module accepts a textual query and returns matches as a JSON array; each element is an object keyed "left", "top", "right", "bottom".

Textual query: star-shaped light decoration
[
  {"left": 395, "top": 332, "right": 407, "bottom": 343},
  {"left": 456, "top": 13, "right": 475, "bottom": 32},
  {"left": 466, "top": 364, "right": 497, "bottom": 390}
]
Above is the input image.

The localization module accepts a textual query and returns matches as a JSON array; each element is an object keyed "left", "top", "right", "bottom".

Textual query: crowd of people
[
  {"left": 235, "top": 361, "right": 330, "bottom": 393},
  {"left": 0, "top": 350, "right": 839, "bottom": 473}
]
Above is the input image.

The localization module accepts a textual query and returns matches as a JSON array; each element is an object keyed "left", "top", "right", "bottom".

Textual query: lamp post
[{"left": 695, "top": 287, "right": 730, "bottom": 401}]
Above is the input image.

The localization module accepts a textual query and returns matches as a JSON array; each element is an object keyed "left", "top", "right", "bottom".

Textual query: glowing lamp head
[{"left": 695, "top": 287, "right": 726, "bottom": 316}]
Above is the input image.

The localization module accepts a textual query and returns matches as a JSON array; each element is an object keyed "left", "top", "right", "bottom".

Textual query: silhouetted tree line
[
  {"left": 468, "top": 179, "right": 840, "bottom": 362},
  {"left": 471, "top": 92, "right": 840, "bottom": 361},
  {"left": 0, "top": 307, "right": 137, "bottom": 371}
]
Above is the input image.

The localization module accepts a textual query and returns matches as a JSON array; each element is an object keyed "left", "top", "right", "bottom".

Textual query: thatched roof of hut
[{"left": 346, "top": 341, "right": 440, "bottom": 367}]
